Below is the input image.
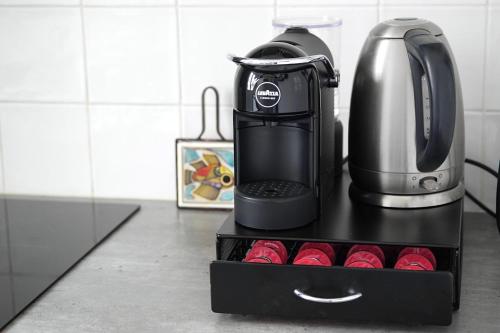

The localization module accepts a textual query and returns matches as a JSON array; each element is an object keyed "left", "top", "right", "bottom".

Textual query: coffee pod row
[
  {"left": 343, "top": 245, "right": 436, "bottom": 271},
  {"left": 243, "top": 240, "right": 335, "bottom": 265},
  {"left": 243, "top": 240, "right": 437, "bottom": 271}
]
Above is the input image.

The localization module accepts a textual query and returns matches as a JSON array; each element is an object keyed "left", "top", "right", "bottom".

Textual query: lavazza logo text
[
  {"left": 255, "top": 82, "right": 281, "bottom": 108},
  {"left": 257, "top": 89, "right": 279, "bottom": 97}
]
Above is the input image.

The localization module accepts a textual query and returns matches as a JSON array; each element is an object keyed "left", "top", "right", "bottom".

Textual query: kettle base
[{"left": 349, "top": 182, "right": 465, "bottom": 208}]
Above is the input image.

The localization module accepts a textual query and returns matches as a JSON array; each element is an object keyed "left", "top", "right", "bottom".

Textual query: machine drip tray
[
  {"left": 234, "top": 180, "right": 317, "bottom": 230},
  {"left": 238, "top": 180, "right": 310, "bottom": 199}
]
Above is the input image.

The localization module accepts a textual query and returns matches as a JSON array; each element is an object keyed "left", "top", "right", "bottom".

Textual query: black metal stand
[{"left": 210, "top": 171, "right": 463, "bottom": 325}]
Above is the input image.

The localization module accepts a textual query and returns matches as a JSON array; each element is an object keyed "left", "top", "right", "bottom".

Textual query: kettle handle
[
  {"left": 405, "top": 30, "right": 456, "bottom": 172},
  {"left": 227, "top": 54, "right": 340, "bottom": 87}
]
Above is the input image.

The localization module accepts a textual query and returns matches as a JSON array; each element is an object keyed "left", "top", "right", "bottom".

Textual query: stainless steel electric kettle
[{"left": 348, "top": 18, "right": 465, "bottom": 208}]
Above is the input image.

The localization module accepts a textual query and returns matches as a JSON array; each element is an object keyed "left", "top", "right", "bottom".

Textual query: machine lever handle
[
  {"left": 228, "top": 54, "right": 339, "bottom": 87},
  {"left": 293, "top": 289, "right": 362, "bottom": 303}
]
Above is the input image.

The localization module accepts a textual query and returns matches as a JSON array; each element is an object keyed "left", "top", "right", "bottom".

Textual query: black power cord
[
  {"left": 464, "top": 158, "right": 499, "bottom": 234},
  {"left": 465, "top": 158, "right": 499, "bottom": 178}
]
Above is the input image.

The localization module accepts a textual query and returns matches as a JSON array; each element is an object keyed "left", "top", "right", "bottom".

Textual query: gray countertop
[{"left": 4, "top": 201, "right": 500, "bottom": 333}]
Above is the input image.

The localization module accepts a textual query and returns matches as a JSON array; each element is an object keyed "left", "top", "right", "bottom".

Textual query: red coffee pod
[
  {"left": 398, "top": 247, "right": 436, "bottom": 269},
  {"left": 347, "top": 244, "right": 385, "bottom": 266},
  {"left": 395, "top": 253, "right": 434, "bottom": 271},
  {"left": 253, "top": 240, "right": 288, "bottom": 263},
  {"left": 298, "top": 242, "right": 336, "bottom": 263},
  {"left": 344, "top": 251, "right": 383, "bottom": 269},
  {"left": 345, "top": 260, "right": 375, "bottom": 269},
  {"left": 293, "top": 248, "right": 332, "bottom": 266},
  {"left": 244, "top": 246, "right": 283, "bottom": 264}
]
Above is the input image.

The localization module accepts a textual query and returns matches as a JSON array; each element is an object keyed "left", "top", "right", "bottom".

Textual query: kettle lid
[{"left": 370, "top": 18, "right": 443, "bottom": 38}]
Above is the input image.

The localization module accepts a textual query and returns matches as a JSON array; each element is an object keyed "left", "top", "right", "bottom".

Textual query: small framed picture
[{"left": 176, "top": 139, "right": 234, "bottom": 209}]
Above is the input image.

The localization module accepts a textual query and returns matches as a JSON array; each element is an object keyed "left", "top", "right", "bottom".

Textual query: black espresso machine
[
  {"left": 210, "top": 26, "right": 465, "bottom": 326},
  {"left": 229, "top": 27, "right": 339, "bottom": 230}
]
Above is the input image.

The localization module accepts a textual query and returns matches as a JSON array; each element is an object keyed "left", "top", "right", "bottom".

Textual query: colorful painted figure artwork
[{"left": 176, "top": 140, "right": 234, "bottom": 209}]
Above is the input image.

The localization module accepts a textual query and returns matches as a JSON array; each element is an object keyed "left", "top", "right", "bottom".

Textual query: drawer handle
[{"left": 293, "top": 289, "right": 362, "bottom": 303}]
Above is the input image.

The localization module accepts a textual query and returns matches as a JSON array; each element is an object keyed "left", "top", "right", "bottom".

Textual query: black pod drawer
[{"left": 210, "top": 261, "right": 454, "bottom": 325}]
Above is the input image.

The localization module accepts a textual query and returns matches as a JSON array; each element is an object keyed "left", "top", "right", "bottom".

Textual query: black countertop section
[
  {"left": 219, "top": 172, "right": 462, "bottom": 248},
  {"left": 0, "top": 196, "right": 140, "bottom": 330}
]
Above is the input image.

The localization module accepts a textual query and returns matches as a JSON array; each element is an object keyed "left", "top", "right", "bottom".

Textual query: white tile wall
[
  {"left": 0, "top": 8, "right": 86, "bottom": 102},
  {"left": 485, "top": 6, "right": 500, "bottom": 110},
  {"left": 84, "top": 7, "right": 179, "bottom": 104},
  {"left": 0, "top": 0, "right": 497, "bottom": 209},
  {"left": 181, "top": 105, "right": 233, "bottom": 140},
  {"left": 90, "top": 105, "right": 179, "bottom": 199},
  {"left": 0, "top": 103, "right": 92, "bottom": 196}
]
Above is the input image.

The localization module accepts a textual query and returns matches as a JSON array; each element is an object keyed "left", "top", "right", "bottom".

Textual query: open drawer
[
  {"left": 211, "top": 260, "right": 454, "bottom": 325},
  {"left": 210, "top": 236, "right": 459, "bottom": 326}
]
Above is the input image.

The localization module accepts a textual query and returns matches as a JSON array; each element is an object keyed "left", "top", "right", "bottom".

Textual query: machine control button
[{"left": 419, "top": 177, "right": 440, "bottom": 191}]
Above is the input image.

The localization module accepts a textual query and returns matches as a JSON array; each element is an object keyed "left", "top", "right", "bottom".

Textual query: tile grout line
[
  {"left": 358, "top": 3, "right": 487, "bottom": 7},
  {"left": 0, "top": 4, "right": 78, "bottom": 7},
  {"left": 272, "top": 4, "right": 377, "bottom": 8},
  {"left": 0, "top": 100, "right": 274, "bottom": 107},
  {"left": 168, "top": 4, "right": 275, "bottom": 8},
  {"left": 276, "top": 3, "right": 486, "bottom": 8},
  {"left": 79, "top": 0, "right": 96, "bottom": 199},
  {"left": 479, "top": 0, "right": 490, "bottom": 202},
  {"left": 0, "top": 4, "right": 175, "bottom": 8},
  {"left": 0, "top": 3, "right": 377, "bottom": 9},
  {"left": 0, "top": 3, "right": 278, "bottom": 9},
  {"left": 377, "top": 0, "right": 382, "bottom": 22},
  {"left": 0, "top": 99, "right": 497, "bottom": 112},
  {"left": 0, "top": 100, "right": 86, "bottom": 105},
  {"left": 80, "top": 1, "right": 100, "bottom": 227},
  {"left": 0, "top": 100, "right": 181, "bottom": 107},
  {"left": 175, "top": 0, "right": 184, "bottom": 137},
  {"left": 0, "top": 3, "right": 492, "bottom": 9}
]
